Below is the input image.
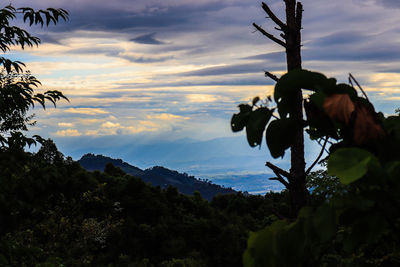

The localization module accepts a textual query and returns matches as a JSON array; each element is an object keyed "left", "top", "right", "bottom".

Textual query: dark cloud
[
  {"left": 66, "top": 46, "right": 173, "bottom": 63},
  {"left": 303, "top": 46, "right": 400, "bottom": 62},
  {"left": 181, "top": 63, "right": 283, "bottom": 76},
  {"left": 40, "top": 1, "right": 239, "bottom": 34},
  {"left": 311, "top": 31, "right": 369, "bottom": 46},
  {"left": 241, "top": 52, "right": 286, "bottom": 62},
  {"left": 120, "top": 54, "right": 174, "bottom": 63},
  {"left": 114, "top": 76, "right": 275, "bottom": 90},
  {"left": 375, "top": 0, "right": 400, "bottom": 8},
  {"left": 37, "top": 34, "right": 63, "bottom": 45},
  {"left": 130, "top": 33, "right": 165, "bottom": 45}
]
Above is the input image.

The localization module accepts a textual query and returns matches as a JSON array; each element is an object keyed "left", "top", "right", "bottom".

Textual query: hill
[{"left": 78, "top": 153, "right": 236, "bottom": 200}]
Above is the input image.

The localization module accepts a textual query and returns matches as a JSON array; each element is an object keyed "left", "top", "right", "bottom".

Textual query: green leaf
[
  {"left": 385, "top": 161, "right": 400, "bottom": 181},
  {"left": 243, "top": 220, "right": 289, "bottom": 267},
  {"left": 333, "top": 83, "right": 357, "bottom": 100},
  {"left": 231, "top": 104, "right": 252, "bottom": 132},
  {"left": 274, "top": 69, "right": 330, "bottom": 118},
  {"left": 312, "top": 204, "right": 336, "bottom": 243},
  {"left": 246, "top": 107, "right": 274, "bottom": 147},
  {"left": 266, "top": 118, "right": 296, "bottom": 158},
  {"left": 328, "top": 148, "right": 380, "bottom": 184},
  {"left": 384, "top": 116, "right": 400, "bottom": 140}
]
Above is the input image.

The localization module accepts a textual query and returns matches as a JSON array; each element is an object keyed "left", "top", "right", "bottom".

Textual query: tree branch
[
  {"left": 261, "top": 2, "right": 287, "bottom": 31},
  {"left": 266, "top": 161, "right": 291, "bottom": 178},
  {"left": 253, "top": 23, "right": 287, "bottom": 48},
  {"left": 305, "top": 136, "right": 328, "bottom": 175},
  {"left": 269, "top": 176, "right": 290, "bottom": 188},
  {"left": 349, "top": 73, "right": 369, "bottom": 102},
  {"left": 264, "top": 71, "right": 279, "bottom": 82}
]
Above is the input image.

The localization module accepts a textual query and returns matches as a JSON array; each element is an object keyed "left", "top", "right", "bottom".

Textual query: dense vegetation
[{"left": 0, "top": 145, "right": 291, "bottom": 266}]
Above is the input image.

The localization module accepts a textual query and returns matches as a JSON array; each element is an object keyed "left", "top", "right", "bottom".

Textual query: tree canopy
[{"left": 0, "top": 4, "right": 69, "bottom": 150}]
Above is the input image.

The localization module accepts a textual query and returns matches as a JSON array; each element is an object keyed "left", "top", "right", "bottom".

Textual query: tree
[
  {"left": 232, "top": 0, "right": 306, "bottom": 215},
  {"left": 242, "top": 69, "right": 400, "bottom": 267},
  {"left": 0, "top": 4, "right": 69, "bottom": 150},
  {"left": 35, "top": 138, "right": 64, "bottom": 164}
]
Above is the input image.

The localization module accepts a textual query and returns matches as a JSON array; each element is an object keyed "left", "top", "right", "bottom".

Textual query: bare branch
[
  {"left": 305, "top": 136, "right": 328, "bottom": 175},
  {"left": 253, "top": 23, "right": 287, "bottom": 48},
  {"left": 266, "top": 161, "right": 291, "bottom": 178},
  {"left": 349, "top": 73, "right": 369, "bottom": 102},
  {"left": 269, "top": 177, "right": 290, "bottom": 188},
  {"left": 264, "top": 71, "right": 279, "bottom": 82},
  {"left": 295, "top": 2, "right": 303, "bottom": 31},
  {"left": 261, "top": 2, "right": 287, "bottom": 31}
]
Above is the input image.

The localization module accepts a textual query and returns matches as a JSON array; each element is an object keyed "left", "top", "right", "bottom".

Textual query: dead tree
[{"left": 254, "top": 0, "right": 307, "bottom": 215}]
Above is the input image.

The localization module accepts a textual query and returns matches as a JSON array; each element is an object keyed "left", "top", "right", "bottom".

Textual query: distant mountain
[{"left": 78, "top": 153, "right": 236, "bottom": 200}]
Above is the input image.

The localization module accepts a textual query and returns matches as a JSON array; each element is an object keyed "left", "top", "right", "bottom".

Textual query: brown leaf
[
  {"left": 323, "top": 94, "right": 355, "bottom": 125},
  {"left": 353, "top": 101, "right": 385, "bottom": 145}
]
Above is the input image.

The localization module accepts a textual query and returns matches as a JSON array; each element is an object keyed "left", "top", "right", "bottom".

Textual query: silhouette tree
[
  {"left": 234, "top": 0, "right": 306, "bottom": 215},
  {"left": 0, "top": 4, "right": 69, "bottom": 150},
  {"left": 36, "top": 138, "right": 64, "bottom": 164}
]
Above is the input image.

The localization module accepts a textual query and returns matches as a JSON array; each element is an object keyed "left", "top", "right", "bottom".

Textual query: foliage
[
  {"left": 0, "top": 145, "right": 293, "bottom": 266},
  {"left": 232, "top": 69, "right": 385, "bottom": 159},
  {"left": 242, "top": 69, "right": 400, "bottom": 266},
  {"left": 0, "top": 4, "right": 69, "bottom": 149}
]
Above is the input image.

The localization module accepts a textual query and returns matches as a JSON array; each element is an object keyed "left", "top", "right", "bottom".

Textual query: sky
[{"left": 5, "top": 0, "right": 400, "bottom": 185}]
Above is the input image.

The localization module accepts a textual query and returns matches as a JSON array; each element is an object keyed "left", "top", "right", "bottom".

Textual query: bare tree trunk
[
  {"left": 285, "top": 0, "right": 307, "bottom": 215},
  {"left": 254, "top": 0, "right": 307, "bottom": 216}
]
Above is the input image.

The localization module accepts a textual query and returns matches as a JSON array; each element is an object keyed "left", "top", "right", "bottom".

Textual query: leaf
[
  {"left": 385, "top": 161, "right": 400, "bottom": 181},
  {"left": 252, "top": 96, "right": 260, "bottom": 106},
  {"left": 334, "top": 83, "right": 357, "bottom": 99},
  {"left": 312, "top": 204, "right": 336, "bottom": 243},
  {"left": 243, "top": 220, "right": 289, "bottom": 267},
  {"left": 231, "top": 104, "right": 252, "bottom": 132},
  {"left": 352, "top": 100, "right": 385, "bottom": 144},
  {"left": 274, "top": 69, "right": 330, "bottom": 118},
  {"left": 328, "top": 148, "right": 380, "bottom": 184},
  {"left": 246, "top": 108, "right": 274, "bottom": 147},
  {"left": 266, "top": 118, "right": 296, "bottom": 158},
  {"left": 383, "top": 116, "right": 400, "bottom": 140},
  {"left": 323, "top": 94, "right": 355, "bottom": 125}
]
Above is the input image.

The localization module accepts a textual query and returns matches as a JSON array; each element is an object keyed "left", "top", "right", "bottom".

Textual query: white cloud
[
  {"left": 56, "top": 129, "right": 82, "bottom": 137},
  {"left": 58, "top": 122, "right": 74, "bottom": 127},
  {"left": 101, "top": 121, "right": 121, "bottom": 128},
  {"left": 65, "top": 108, "right": 109, "bottom": 115}
]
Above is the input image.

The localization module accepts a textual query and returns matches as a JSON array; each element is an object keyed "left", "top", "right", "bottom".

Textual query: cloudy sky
[{"left": 6, "top": 0, "right": 400, "bottom": 179}]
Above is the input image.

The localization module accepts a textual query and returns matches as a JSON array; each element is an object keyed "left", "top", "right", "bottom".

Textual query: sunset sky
[{"left": 6, "top": 0, "right": 400, "bottom": 181}]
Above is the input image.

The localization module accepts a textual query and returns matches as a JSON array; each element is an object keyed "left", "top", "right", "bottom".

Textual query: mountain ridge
[{"left": 78, "top": 153, "right": 237, "bottom": 200}]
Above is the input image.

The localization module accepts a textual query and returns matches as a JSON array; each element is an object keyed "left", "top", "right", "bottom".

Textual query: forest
[{"left": 1, "top": 1, "right": 400, "bottom": 266}]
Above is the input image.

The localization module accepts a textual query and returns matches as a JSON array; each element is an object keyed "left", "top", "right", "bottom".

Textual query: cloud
[
  {"left": 310, "top": 31, "right": 369, "bottom": 46},
  {"left": 65, "top": 108, "right": 109, "bottom": 115},
  {"left": 101, "top": 121, "right": 121, "bottom": 128},
  {"left": 130, "top": 33, "right": 165, "bottom": 45},
  {"left": 56, "top": 129, "right": 82, "bottom": 137},
  {"left": 119, "top": 53, "right": 174, "bottom": 63},
  {"left": 181, "top": 63, "right": 279, "bottom": 76},
  {"left": 374, "top": 0, "right": 400, "bottom": 8},
  {"left": 65, "top": 44, "right": 174, "bottom": 63},
  {"left": 146, "top": 113, "right": 190, "bottom": 121},
  {"left": 58, "top": 122, "right": 74, "bottom": 127},
  {"left": 186, "top": 94, "right": 218, "bottom": 103}
]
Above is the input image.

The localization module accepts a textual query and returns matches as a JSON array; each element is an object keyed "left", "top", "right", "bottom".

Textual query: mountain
[{"left": 78, "top": 153, "right": 236, "bottom": 200}]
